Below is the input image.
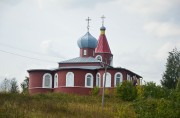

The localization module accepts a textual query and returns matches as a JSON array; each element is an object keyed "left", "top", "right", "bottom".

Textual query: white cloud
[
  {"left": 40, "top": 40, "right": 52, "bottom": 53},
  {"left": 34, "top": 0, "right": 116, "bottom": 9},
  {"left": 154, "top": 42, "right": 174, "bottom": 60},
  {"left": 154, "top": 42, "right": 180, "bottom": 60},
  {"left": 40, "top": 40, "right": 65, "bottom": 59},
  {"left": 144, "top": 21, "right": 180, "bottom": 38},
  {"left": 114, "top": 50, "right": 164, "bottom": 85},
  {"left": 121, "top": 0, "right": 179, "bottom": 14},
  {"left": 0, "top": 0, "right": 22, "bottom": 5}
]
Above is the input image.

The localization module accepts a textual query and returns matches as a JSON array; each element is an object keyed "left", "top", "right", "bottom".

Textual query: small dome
[
  {"left": 77, "top": 32, "right": 98, "bottom": 48},
  {"left": 100, "top": 26, "right": 106, "bottom": 30}
]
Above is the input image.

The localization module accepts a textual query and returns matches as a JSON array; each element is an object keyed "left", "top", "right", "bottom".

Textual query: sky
[{"left": 0, "top": 0, "right": 180, "bottom": 86}]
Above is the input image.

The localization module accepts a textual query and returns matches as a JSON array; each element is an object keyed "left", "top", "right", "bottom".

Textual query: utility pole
[{"left": 102, "top": 59, "right": 107, "bottom": 110}]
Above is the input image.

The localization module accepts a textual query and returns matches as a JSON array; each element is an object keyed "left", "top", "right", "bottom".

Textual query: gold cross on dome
[
  {"left": 101, "top": 15, "right": 105, "bottom": 26},
  {"left": 86, "top": 17, "right": 91, "bottom": 32}
]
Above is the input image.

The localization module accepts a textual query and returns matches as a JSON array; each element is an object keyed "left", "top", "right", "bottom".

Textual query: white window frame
[
  {"left": 66, "top": 72, "right": 74, "bottom": 87},
  {"left": 96, "top": 73, "right": 101, "bottom": 87},
  {"left": 103, "top": 72, "right": 111, "bottom": 87},
  {"left": 42, "top": 73, "right": 52, "bottom": 88},
  {"left": 85, "top": 73, "right": 93, "bottom": 88},
  {"left": 127, "top": 74, "right": 131, "bottom": 81},
  {"left": 84, "top": 50, "right": 87, "bottom": 55},
  {"left": 95, "top": 55, "right": 102, "bottom": 62},
  {"left": 54, "top": 73, "right": 58, "bottom": 88},
  {"left": 114, "top": 72, "right": 123, "bottom": 87},
  {"left": 110, "top": 57, "right": 113, "bottom": 66},
  {"left": 131, "top": 77, "right": 133, "bottom": 81}
]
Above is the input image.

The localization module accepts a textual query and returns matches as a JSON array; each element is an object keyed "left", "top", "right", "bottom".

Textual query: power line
[
  {"left": 0, "top": 43, "right": 64, "bottom": 59},
  {"left": 0, "top": 49, "right": 57, "bottom": 63}
]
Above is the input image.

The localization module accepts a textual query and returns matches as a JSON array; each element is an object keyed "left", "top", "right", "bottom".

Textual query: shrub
[
  {"left": 170, "top": 90, "right": 180, "bottom": 104},
  {"left": 143, "top": 82, "right": 170, "bottom": 99},
  {"left": 116, "top": 81, "right": 137, "bottom": 101},
  {"left": 136, "top": 85, "right": 144, "bottom": 100},
  {"left": 91, "top": 86, "right": 100, "bottom": 96},
  {"left": 133, "top": 98, "right": 180, "bottom": 118}
]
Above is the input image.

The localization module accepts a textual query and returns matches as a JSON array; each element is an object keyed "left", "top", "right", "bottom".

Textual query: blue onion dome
[{"left": 77, "top": 32, "right": 98, "bottom": 48}]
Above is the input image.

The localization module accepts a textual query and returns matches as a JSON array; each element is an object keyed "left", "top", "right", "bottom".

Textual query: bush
[
  {"left": 143, "top": 82, "right": 170, "bottom": 99},
  {"left": 91, "top": 86, "right": 100, "bottom": 96},
  {"left": 170, "top": 90, "right": 180, "bottom": 103},
  {"left": 133, "top": 98, "right": 180, "bottom": 118},
  {"left": 136, "top": 85, "right": 144, "bottom": 100},
  {"left": 116, "top": 81, "right": 137, "bottom": 101}
]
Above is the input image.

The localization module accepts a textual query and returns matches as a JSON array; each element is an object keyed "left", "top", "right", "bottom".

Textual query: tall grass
[
  {"left": 0, "top": 92, "right": 179, "bottom": 118},
  {"left": 0, "top": 93, "right": 121, "bottom": 118}
]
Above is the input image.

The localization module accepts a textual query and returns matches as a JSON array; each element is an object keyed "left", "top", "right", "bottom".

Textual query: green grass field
[{"left": 0, "top": 92, "right": 179, "bottom": 118}]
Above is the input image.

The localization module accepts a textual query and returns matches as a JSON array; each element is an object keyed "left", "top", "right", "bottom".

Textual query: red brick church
[{"left": 28, "top": 17, "right": 142, "bottom": 95}]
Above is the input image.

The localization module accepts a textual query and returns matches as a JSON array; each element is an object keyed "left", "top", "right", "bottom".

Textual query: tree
[
  {"left": 10, "top": 78, "right": 19, "bottom": 93},
  {"left": 161, "top": 48, "right": 180, "bottom": 89},
  {"left": 0, "top": 78, "right": 10, "bottom": 92},
  {"left": 176, "top": 78, "right": 180, "bottom": 91},
  {"left": 21, "top": 76, "right": 29, "bottom": 93}
]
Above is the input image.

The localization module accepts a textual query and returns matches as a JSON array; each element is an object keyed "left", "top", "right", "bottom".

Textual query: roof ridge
[{"left": 58, "top": 57, "right": 101, "bottom": 64}]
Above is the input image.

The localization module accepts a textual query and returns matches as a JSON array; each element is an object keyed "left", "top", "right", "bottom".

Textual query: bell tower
[{"left": 95, "top": 16, "right": 113, "bottom": 66}]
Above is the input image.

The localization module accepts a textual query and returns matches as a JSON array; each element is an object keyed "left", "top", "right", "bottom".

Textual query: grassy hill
[
  {"left": 0, "top": 92, "right": 179, "bottom": 118},
  {"left": 0, "top": 93, "right": 129, "bottom": 118}
]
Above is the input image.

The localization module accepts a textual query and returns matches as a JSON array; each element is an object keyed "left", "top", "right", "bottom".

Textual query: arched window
[
  {"left": 103, "top": 72, "right": 111, "bottom": 87},
  {"left": 85, "top": 73, "right": 93, "bottom": 88},
  {"left": 54, "top": 73, "right": 58, "bottom": 88},
  {"left": 96, "top": 55, "right": 102, "bottom": 62},
  {"left": 66, "top": 72, "right": 74, "bottom": 87},
  {"left": 42, "top": 73, "right": 52, "bottom": 88},
  {"left": 114, "top": 72, "right": 123, "bottom": 87},
  {"left": 96, "top": 73, "right": 101, "bottom": 87}
]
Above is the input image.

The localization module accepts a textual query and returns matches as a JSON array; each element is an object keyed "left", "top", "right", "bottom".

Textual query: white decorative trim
[
  {"left": 85, "top": 73, "right": 93, "bottom": 88},
  {"left": 103, "top": 72, "right": 111, "bottom": 87},
  {"left": 54, "top": 73, "right": 58, "bottom": 88},
  {"left": 29, "top": 87, "right": 53, "bottom": 89},
  {"left": 29, "top": 86, "right": 116, "bottom": 89},
  {"left": 56, "top": 86, "right": 83, "bottom": 88},
  {"left": 96, "top": 73, "right": 101, "bottom": 87},
  {"left": 114, "top": 72, "right": 123, "bottom": 87},
  {"left": 95, "top": 55, "right": 102, "bottom": 62},
  {"left": 42, "top": 73, "right": 52, "bottom": 88}
]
